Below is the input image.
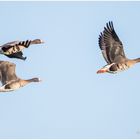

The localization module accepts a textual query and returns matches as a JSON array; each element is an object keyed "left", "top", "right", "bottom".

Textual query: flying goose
[
  {"left": 97, "top": 21, "right": 140, "bottom": 74},
  {"left": 0, "top": 39, "right": 44, "bottom": 60},
  {"left": 0, "top": 61, "right": 41, "bottom": 92}
]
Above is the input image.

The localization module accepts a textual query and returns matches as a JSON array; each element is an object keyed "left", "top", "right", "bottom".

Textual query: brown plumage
[
  {"left": 0, "top": 61, "right": 41, "bottom": 92},
  {"left": 0, "top": 39, "right": 44, "bottom": 60},
  {"left": 97, "top": 21, "right": 140, "bottom": 74}
]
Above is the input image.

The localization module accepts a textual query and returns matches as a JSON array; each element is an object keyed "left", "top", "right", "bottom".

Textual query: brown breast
[{"left": 109, "top": 63, "right": 130, "bottom": 73}]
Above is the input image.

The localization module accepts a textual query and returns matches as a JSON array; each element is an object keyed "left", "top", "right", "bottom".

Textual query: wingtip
[
  {"left": 105, "top": 21, "right": 114, "bottom": 30},
  {"left": 23, "top": 57, "right": 27, "bottom": 61},
  {"left": 110, "top": 21, "right": 114, "bottom": 28},
  {"left": 108, "top": 21, "right": 113, "bottom": 24}
]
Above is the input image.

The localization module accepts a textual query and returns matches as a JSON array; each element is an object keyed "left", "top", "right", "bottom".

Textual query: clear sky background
[{"left": 0, "top": 1, "right": 140, "bottom": 139}]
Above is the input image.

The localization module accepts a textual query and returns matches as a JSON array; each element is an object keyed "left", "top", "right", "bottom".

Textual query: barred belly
[
  {"left": 5, "top": 45, "right": 24, "bottom": 55},
  {"left": 108, "top": 63, "right": 129, "bottom": 74},
  {"left": 2, "top": 40, "right": 31, "bottom": 55}
]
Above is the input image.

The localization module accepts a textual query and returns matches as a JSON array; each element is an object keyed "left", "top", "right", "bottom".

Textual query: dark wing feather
[
  {"left": 6, "top": 51, "right": 27, "bottom": 60},
  {"left": 99, "top": 32, "right": 112, "bottom": 64},
  {"left": 0, "top": 61, "right": 18, "bottom": 85},
  {"left": 98, "top": 21, "right": 126, "bottom": 64}
]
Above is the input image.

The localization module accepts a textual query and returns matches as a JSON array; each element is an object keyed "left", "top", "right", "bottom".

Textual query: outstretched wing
[
  {"left": 0, "top": 61, "right": 18, "bottom": 85},
  {"left": 98, "top": 21, "right": 126, "bottom": 64},
  {"left": 2, "top": 41, "right": 20, "bottom": 46}
]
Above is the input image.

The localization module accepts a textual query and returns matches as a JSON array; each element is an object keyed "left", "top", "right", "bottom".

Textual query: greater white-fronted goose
[
  {"left": 97, "top": 21, "right": 140, "bottom": 74},
  {"left": 0, "top": 61, "right": 41, "bottom": 92},
  {"left": 0, "top": 39, "right": 44, "bottom": 60}
]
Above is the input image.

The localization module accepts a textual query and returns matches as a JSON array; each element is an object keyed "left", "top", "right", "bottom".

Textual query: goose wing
[
  {"left": 2, "top": 41, "right": 20, "bottom": 46},
  {"left": 6, "top": 51, "right": 27, "bottom": 60},
  {"left": 0, "top": 61, "right": 18, "bottom": 85},
  {"left": 98, "top": 21, "right": 126, "bottom": 64}
]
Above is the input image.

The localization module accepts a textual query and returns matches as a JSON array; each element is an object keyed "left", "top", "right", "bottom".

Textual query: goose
[
  {"left": 0, "top": 61, "right": 41, "bottom": 92},
  {"left": 97, "top": 21, "right": 140, "bottom": 74},
  {"left": 0, "top": 39, "right": 44, "bottom": 60}
]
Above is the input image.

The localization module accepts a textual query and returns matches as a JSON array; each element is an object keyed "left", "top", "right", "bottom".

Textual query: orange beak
[{"left": 96, "top": 69, "right": 108, "bottom": 74}]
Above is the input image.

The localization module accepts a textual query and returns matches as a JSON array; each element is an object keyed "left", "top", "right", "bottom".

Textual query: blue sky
[{"left": 0, "top": 1, "right": 140, "bottom": 139}]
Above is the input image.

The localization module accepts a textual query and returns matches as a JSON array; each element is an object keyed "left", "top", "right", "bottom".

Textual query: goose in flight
[
  {"left": 0, "top": 39, "right": 44, "bottom": 60},
  {"left": 0, "top": 61, "right": 41, "bottom": 92},
  {"left": 97, "top": 21, "right": 140, "bottom": 74}
]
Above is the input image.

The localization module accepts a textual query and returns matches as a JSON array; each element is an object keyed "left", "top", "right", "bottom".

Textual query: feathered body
[
  {"left": 0, "top": 61, "right": 41, "bottom": 92},
  {"left": 0, "top": 39, "right": 44, "bottom": 60},
  {"left": 97, "top": 21, "right": 140, "bottom": 74}
]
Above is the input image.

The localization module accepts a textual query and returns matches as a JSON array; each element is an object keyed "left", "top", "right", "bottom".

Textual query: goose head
[{"left": 32, "top": 39, "right": 44, "bottom": 44}]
